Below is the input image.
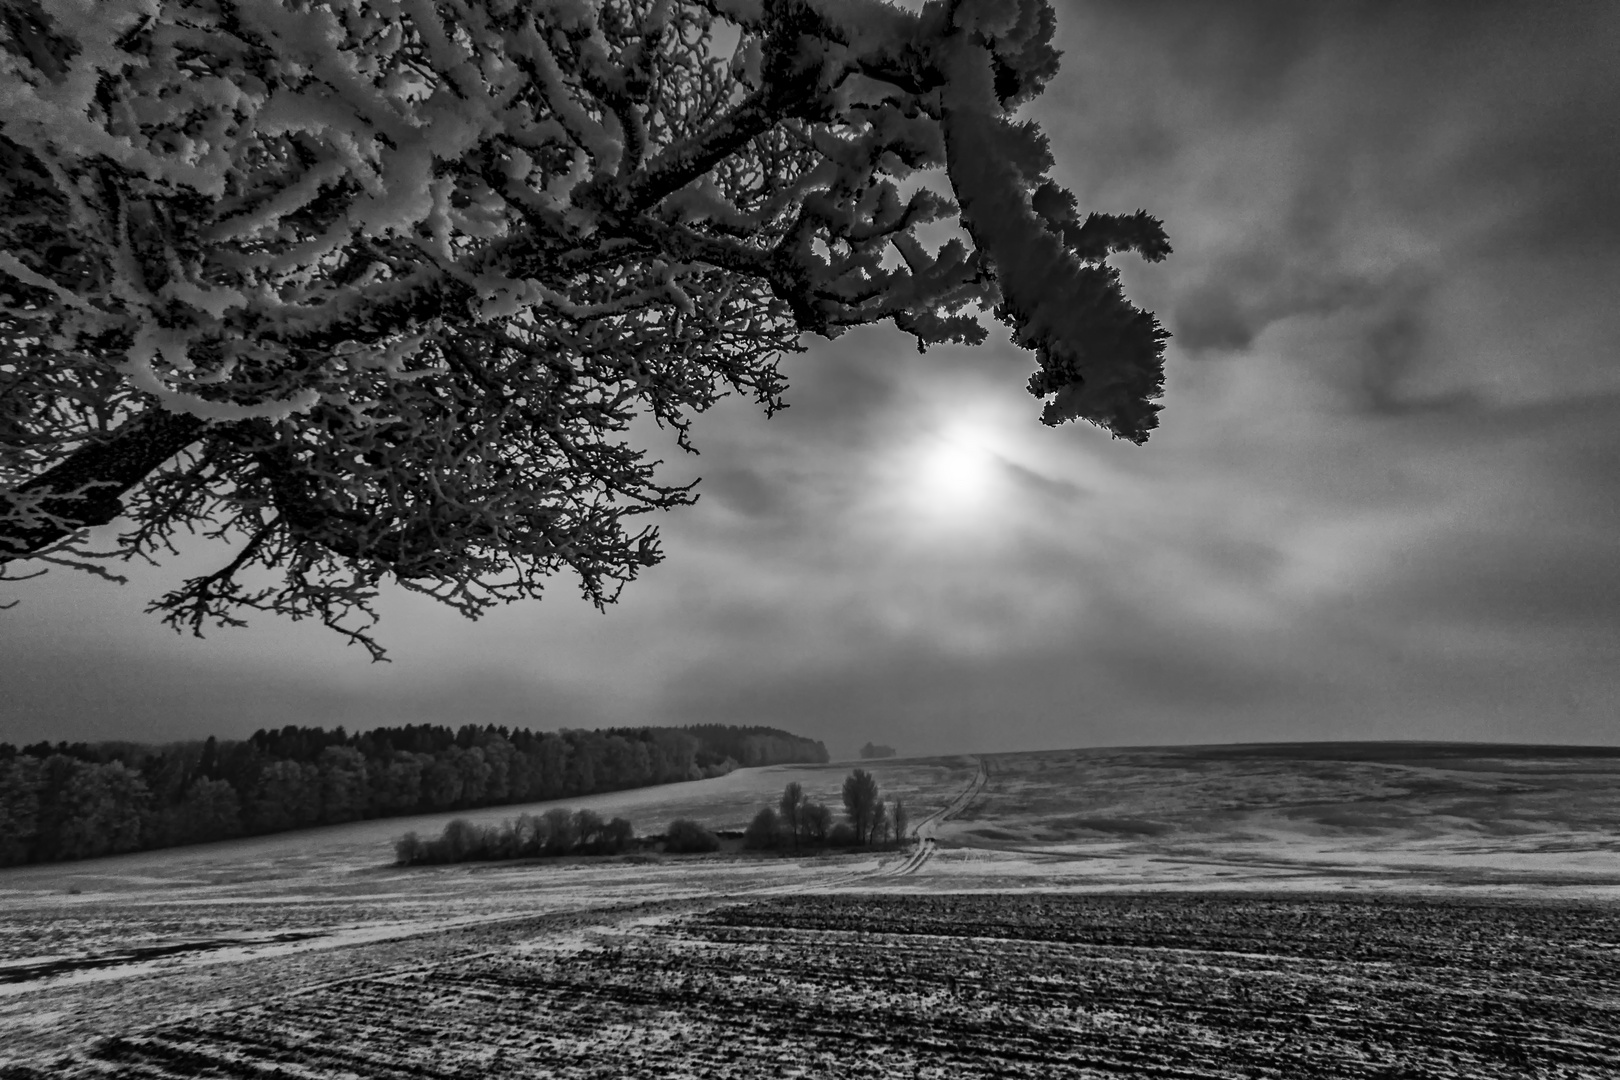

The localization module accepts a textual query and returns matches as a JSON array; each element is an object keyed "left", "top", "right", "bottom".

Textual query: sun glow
[{"left": 915, "top": 426, "right": 996, "bottom": 508}]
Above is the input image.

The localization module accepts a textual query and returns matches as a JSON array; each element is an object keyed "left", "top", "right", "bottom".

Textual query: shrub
[
  {"left": 394, "top": 831, "right": 425, "bottom": 865},
  {"left": 743, "top": 807, "right": 783, "bottom": 850},
  {"left": 600, "top": 817, "right": 635, "bottom": 854},
  {"left": 827, "top": 822, "right": 858, "bottom": 847},
  {"left": 665, "top": 818, "right": 720, "bottom": 854}
]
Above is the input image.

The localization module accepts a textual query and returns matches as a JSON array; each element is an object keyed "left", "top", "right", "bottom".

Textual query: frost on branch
[
  {"left": 1, "top": 0, "right": 1170, "bottom": 656},
  {"left": 937, "top": 1, "right": 1170, "bottom": 443}
]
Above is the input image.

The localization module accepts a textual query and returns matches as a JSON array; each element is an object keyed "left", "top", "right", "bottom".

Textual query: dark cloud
[
  {"left": 1170, "top": 258, "right": 1391, "bottom": 358},
  {"left": 1170, "top": 280, "right": 1258, "bottom": 355},
  {"left": 1056, "top": 0, "right": 1620, "bottom": 424}
]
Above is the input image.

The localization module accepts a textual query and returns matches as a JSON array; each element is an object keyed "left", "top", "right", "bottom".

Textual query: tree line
[
  {"left": 395, "top": 808, "right": 638, "bottom": 865},
  {"left": 394, "top": 768, "right": 910, "bottom": 869},
  {"left": 744, "top": 770, "right": 909, "bottom": 851},
  {"left": 394, "top": 811, "right": 725, "bottom": 865},
  {"left": 0, "top": 723, "right": 827, "bottom": 867}
]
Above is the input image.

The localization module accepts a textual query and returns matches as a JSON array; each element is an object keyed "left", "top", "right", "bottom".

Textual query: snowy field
[{"left": 3, "top": 744, "right": 1618, "bottom": 1077}]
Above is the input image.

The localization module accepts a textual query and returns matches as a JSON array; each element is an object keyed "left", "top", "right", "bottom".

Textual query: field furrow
[{"left": 9, "top": 892, "right": 1612, "bottom": 1080}]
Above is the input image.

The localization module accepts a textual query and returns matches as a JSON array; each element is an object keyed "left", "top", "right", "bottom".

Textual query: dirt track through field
[{"left": 884, "top": 754, "right": 989, "bottom": 878}]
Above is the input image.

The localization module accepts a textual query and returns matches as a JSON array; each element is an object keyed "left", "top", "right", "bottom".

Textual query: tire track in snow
[{"left": 883, "top": 755, "right": 990, "bottom": 878}]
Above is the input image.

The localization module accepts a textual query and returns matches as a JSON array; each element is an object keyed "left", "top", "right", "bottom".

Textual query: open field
[
  {"left": 3, "top": 742, "right": 1618, "bottom": 1076},
  {"left": 937, "top": 742, "right": 1620, "bottom": 893}
]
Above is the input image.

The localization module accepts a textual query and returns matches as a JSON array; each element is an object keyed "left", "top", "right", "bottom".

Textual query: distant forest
[{"left": 0, "top": 723, "right": 828, "bottom": 867}]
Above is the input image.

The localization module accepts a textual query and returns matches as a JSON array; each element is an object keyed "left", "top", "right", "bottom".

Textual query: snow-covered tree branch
[{"left": 0, "top": 0, "right": 1170, "bottom": 658}]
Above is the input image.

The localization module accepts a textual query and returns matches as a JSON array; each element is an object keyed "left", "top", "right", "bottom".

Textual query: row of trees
[
  {"left": 0, "top": 723, "right": 827, "bottom": 866},
  {"left": 743, "top": 771, "right": 909, "bottom": 851},
  {"left": 395, "top": 807, "right": 636, "bottom": 865},
  {"left": 395, "top": 810, "right": 732, "bottom": 866}
]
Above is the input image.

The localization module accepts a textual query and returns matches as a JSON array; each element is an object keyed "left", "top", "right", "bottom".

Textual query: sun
[{"left": 915, "top": 426, "right": 996, "bottom": 508}]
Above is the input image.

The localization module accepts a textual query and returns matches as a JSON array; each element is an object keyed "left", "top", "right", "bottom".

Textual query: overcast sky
[{"left": 3, "top": 0, "right": 1618, "bottom": 756}]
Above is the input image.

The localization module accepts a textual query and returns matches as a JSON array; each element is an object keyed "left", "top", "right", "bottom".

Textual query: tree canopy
[{"left": 0, "top": 0, "right": 1170, "bottom": 657}]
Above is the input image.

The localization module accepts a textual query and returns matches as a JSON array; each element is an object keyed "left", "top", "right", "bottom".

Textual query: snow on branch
[{"left": 1, "top": 0, "right": 1169, "bottom": 653}]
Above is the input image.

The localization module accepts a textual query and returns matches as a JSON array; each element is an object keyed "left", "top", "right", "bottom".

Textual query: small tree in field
[
  {"left": 842, "top": 768, "right": 879, "bottom": 845},
  {"left": 892, "top": 798, "right": 909, "bottom": 847},
  {"left": 0, "top": 0, "right": 1170, "bottom": 659},
  {"left": 778, "top": 781, "right": 804, "bottom": 849},
  {"left": 871, "top": 798, "right": 889, "bottom": 846}
]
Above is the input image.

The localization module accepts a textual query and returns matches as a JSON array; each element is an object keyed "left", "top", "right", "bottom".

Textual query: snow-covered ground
[{"left": 3, "top": 743, "right": 1617, "bottom": 1075}]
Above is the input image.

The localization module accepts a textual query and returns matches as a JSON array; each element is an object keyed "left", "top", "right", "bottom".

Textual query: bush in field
[
  {"left": 828, "top": 822, "right": 858, "bottom": 847},
  {"left": 665, "top": 819, "right": 720, "bottom": 854},
  {"left": 599, "top": 817, "right": 635, "bottom": 855},
  {"left": 743, "top": 807, "right": 784, "bottom": 850},
  {"left": 394, "top": 831, "right": 425, "bottom": 865}
]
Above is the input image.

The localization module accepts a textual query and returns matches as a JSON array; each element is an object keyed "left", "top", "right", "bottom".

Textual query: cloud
[{"left": 1048, "top": 0, "right": 1620, "bottom": 407}]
